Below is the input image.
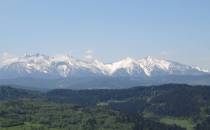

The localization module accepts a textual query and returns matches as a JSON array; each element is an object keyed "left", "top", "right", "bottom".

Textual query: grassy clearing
[
  {"left": 143, "top": 111, "right": 195, "bottom": 130},
  {"left": 159, "top": 117, "right": 195, "bottom": 130}
]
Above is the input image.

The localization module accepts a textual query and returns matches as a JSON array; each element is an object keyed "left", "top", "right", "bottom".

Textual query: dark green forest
[{"left": 0, "top": 84, "right": 210, "bottom": 130}]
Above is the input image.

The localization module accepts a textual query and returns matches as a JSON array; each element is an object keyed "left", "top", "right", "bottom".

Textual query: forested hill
[
  {"left": 0, "top": 86, "right": 41, "bottom": 100},
  {"left": 1, "top": 84, "right": 210, "bottom": 130}
]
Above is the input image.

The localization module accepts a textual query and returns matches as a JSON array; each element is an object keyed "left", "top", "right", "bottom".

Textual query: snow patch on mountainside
[{"left": 0, "top": 53, "right": 209, "bottom": 79}]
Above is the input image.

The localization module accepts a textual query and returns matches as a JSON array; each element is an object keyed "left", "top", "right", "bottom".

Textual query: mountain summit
[{"left": 0, "top": 54, "right": 209, "bottom": 89}]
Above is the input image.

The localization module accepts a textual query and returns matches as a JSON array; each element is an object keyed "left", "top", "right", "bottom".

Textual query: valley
[{"left": 1, "top": 84, "right": 210, "bottom": 130}]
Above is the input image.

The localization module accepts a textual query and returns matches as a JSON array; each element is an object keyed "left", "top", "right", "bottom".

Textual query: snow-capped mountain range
[
  {"left": 0, "top": 53, "right": 209, "bottom": 79},
  {"left": 0, "top": 53, "right": 209, "bottom": 89}
]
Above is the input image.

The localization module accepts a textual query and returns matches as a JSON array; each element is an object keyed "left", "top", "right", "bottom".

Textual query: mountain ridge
[
  {"left": 0, "top": 53, "right": 209, "bottom": 89},
  {"left": 0, "top": 53, "right": 209, "bottom": 79}
]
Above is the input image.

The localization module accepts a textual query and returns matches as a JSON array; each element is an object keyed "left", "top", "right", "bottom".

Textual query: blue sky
[{"left": 0, "top": 0, "right": 210, "bottom": 69}]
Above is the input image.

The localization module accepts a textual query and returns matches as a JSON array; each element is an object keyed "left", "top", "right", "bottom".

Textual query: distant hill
[
  {"left": 1, "top": 84, "right": 210, "bottom": 129},
  {"left": 0, "top": 86, "right": 40, "bottom": 100},
  {"left": 0, "top": 85, "right": 186, "bottom": 130},
  {"left": 47, "top": 84, "right": 210, "bottom": 130}
]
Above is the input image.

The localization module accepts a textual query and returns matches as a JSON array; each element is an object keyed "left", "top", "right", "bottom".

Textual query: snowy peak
[
  {"left": 0, "top": 53, "right": 209, "bottom": 79},
  {"left": 107, "top": 56, "right": 209, "bottom": 77},
  {"left": 137, "top": 56, "right": 170, "bottom": 76}
]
